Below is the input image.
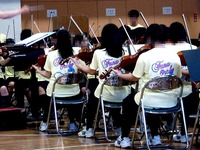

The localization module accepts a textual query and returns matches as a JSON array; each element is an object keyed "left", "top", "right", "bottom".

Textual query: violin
[
  {"left": 24, "top": 54, "right": 46, "bottom": 74},
  {"left": 60, "top": 43, "right": 101, "bottom": 65},
  {"left": 0, "top": 49, "right": 9, "bottom": 58},
  {"left": 59, "top": 47, "right": 93, "bottom": 65},
  {"left": 99, "top": 44, "right": 152, "bottom": 79},
  {"left": 177, "top": 51, "right": 187, "bottom": 66},
  {"left": 0, "top": 46, "right": 19, "bottom": 58}
]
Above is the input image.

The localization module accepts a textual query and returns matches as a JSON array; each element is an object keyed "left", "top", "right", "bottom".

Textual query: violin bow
[
  {"left": 31, "top": 14, "right": 34, "bottom": 35},
  {"left": 6, "top": 25, "right": 10, "bottom": 39},
  {"left": 89, "top": 24, "right": 100, "bottom": 43},
  {"left": 119, "top": 18, "right": 137, "bottom": 53},
  {"left": 13, "top": 19, "right": 16, "bottom": 42},
  {"left": 67, "top": 15, "right": 72, "bottom": 31},
  {"left": 139, "top": 12, "right": 149, "bottom": 27},
  {"left": 88, "top": 22, "right": 95, "bottom": 35},
  {"left": 182, "top": 14, "right": 193, "bottom": 50},
  {"left": 47, "top": 12, "right": 53, "bottom": 32},
  {"left": 33, "top": 21, "right": 49, "bottom": 48},
  {"left": 70, "top": 15, "right": 93, "bottom": 48},
  {"left": 94, "top": 25, "right": 101, "bottom": 35}
]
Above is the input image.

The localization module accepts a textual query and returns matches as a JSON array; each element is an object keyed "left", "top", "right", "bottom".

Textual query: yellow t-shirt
[
  {"left": 133, "top": 47, "right": 182, "bottom": 108},
  {"left": 0, "top": 56, "right": 5, "bottom": 79},
  {"left": 44, "top": 50, "right": 85, "bottom": 97},
  {"left": 90, "top": 49, "right": 131, "bottom": 102}
]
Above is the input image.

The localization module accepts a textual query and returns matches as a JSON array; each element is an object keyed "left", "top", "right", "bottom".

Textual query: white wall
[{"left": 0, "top": 0, "right": 21, "bottom": 43}]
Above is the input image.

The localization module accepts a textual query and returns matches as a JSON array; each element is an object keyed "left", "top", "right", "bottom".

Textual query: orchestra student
[
  {"left": 70, "top": 23, "right": 131, "bottom": 138},
  {"left": 112, "top": 24, "right": 182, "bottom": 148},
  {"left": 32, "top": 29, "right": 85, "bottom": 132},
  {"left": 167, "top": 22, "right": 199, "bottom": 143},
  {"left": 127, "top": 9, "right": 144, "bottom": 30}
]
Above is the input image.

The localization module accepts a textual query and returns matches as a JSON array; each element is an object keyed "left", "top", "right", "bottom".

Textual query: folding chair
[
  {"left": 132, "top": 75, "right": 189, "bottom": 150},
  {"left": 93, "top": 76, "right": 133, "bottom": 142},
  {"left": 46, "top": 72, "right": 89, "bottom": 136}
]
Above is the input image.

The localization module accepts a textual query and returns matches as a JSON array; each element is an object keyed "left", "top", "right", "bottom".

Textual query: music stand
[
  {"left": 182, "top": 50, "right": 200, "bottom": 82},
  {"left": 14, "top": 32, "right": 55, "bottom": 47},
  {"left": 183, "top": 50, "right": 200, "bottom": 148},
  {"left": 12, "top": 32, "right": 54, "bottom": 116}
]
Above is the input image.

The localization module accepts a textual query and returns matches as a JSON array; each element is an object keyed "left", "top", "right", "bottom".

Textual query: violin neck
[{"left": 99, "top": 63, "right": 121, "bottom": 79}]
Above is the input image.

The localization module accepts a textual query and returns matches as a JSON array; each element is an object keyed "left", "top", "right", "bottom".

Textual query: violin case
[{"left": 0, "top": 107, "right": 26, "bottom": 131}]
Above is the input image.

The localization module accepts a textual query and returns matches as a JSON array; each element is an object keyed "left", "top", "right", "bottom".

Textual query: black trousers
[{"left": 121, "top": 87, "right": 138, "bottom": 138}]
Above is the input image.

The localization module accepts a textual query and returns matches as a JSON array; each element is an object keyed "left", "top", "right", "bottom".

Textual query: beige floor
[{"left": 0, "top": 122, "right": 199, "bottom": 150}]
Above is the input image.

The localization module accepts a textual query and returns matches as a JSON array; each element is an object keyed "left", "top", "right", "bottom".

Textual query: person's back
[
  {"left": 45, "top": 29, "right": 84, "bottom": 98},
  {"left": 90, "top": 23, "right": 131, "bottom": 102},
  {"left": 134, "top": 46, "right": 181, "bottom": 108},
  {"left": 167, "top": 22, "right": 200, "bottom": 144},
  {"left": 132, "top": 24, "right": 182, "bottom": 108}
]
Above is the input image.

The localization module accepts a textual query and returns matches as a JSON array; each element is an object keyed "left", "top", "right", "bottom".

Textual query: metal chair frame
[
  {"left": 46, "top": 72, "right": 89, "bottom": 136},
  {"left": 93, "top": 76, "right": 134, "bottom": 142},
  {"left": 189, "top": 99, "right": 200, "bottom": 149},
  {"left": 132, "top": 75, "right": 189, "bottom": 150}
]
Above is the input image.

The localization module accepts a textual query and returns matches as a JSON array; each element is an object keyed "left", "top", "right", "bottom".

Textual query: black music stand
[
  {"left": 12, "top": 32, "right": 55, "bottom": 119},
  {"left": 182, "top": 50, "right": 200, "bottom": 147},
  {"left": 182, "top": 50, "right": 200, "bottom": 82}
]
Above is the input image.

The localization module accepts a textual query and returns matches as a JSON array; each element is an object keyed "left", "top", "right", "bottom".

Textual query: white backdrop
[{"left": 0, "top": 0, "right": 21, "bottom": 43}]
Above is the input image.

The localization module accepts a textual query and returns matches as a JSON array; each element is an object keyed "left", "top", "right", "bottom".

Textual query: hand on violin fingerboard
[
  {"left": 111, "top": 68, "right": 122, "bottom": 77},
  {"left": 69, "top": 57, "right": 81, "bottom": 66}
]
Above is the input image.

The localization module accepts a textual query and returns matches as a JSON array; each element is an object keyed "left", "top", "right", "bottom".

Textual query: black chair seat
[
  {"left": 104, "top": 102, "right": 122, "bottom": 108},
  {"left": 56, "top": 98, "right": 86, "bottom": 105},
  {"left": 144, "top": 106, "right": 180, "bottom": 114}
]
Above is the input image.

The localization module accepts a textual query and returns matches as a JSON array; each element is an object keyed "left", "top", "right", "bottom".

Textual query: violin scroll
[{"left": 177, "top": 51, "right": 186, "bottom": 66}]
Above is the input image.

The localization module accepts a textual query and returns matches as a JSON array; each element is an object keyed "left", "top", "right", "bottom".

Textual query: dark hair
[
  {"left": 159, "top": 24, "right": 170, "bottom": 41},
  {"left": 169, "top": 22, "right": 187, "bottom": 43},
  {"left": 20, "top": 29, "right": 32, "bottom": 40},
  {"left": 128, "top": 9, "right": 139, "bottom": 18},
  {"left": 145, "top": 24, "right": 165, "bottom": 45},
  {"left": 73, "top": 34, "right": 83, "bottom": 45},
  {"left": 56, "top": 29, "right": 73, "bottom": 59},
  {"left": 101, "top": 23, "right": 123, "bottom": 58}
]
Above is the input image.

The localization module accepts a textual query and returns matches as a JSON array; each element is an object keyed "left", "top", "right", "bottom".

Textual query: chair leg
[
  {"left": 93, "top": 96, "right": 101, "bottom": 138},
  {"left": 132, "top": 105, "right": 141, "bottom": 147},
  {"left": 180, "top": 100, "right": 190, "bottom": 149},
  {"left": 47, "top": 96, "right": 53, "bottom": 129},
  {"left": 141, "top": 104, "right": 151, "bottom": 150},
  {"left": 93, "top": 96, "right": 112, "bottom": 142},
  {"left": 78, "top": 102, "right": 86, "bottom": 130},
  {"left": 100, "top": 99, "right": 112, "bottom": 142},
  {"left": 46, "top": 94, "right": 61, "bottom": 135},
  {"left": 189, "top": 106, "right": 200, "bottom": 149}
]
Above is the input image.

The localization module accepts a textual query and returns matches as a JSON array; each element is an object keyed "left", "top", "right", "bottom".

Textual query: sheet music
[{"left": 14, "top": 32, "right": 55, "bottom": 47}]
